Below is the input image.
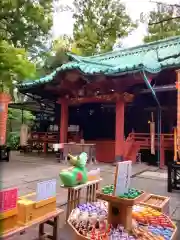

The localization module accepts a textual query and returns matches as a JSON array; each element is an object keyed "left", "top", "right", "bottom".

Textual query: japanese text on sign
[
  {"left": 114, "top": 161, "right": 132, "bottom": 196},
  {"left": 0, "top": 188, "right": 18, "bottom": 212}
]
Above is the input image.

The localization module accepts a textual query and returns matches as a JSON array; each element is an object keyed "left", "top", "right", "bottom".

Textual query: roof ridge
[
  {"left": 68, "top": 35, "right": 180, "bottom": 61},
  {"left": 18, "top": 35, "right": 180, "bottom": 90}
]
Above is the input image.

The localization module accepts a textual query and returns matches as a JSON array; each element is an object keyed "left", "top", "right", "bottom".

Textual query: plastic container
[{"left": 87, "top": 168, "right": 100, "bottom": 181}]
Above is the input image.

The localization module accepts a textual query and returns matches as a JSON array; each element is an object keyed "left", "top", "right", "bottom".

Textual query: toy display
[
  {"left": 68, "top": 202, "right": 136, "bottom": 240},
  {"left": 101, "top": 185, "right": 142, "bottom": 199},
  {"left": 132, "top": 205, "right": 176, "bottom": 240},
  {"left": 68, "top": 202, "right": 177, "bottom": 240},
  {"left": 67, "top": 161, "right": 177, "bottom": 240},
  {"left": 59, "top": 152, "right": 88, "bottom": 187}
]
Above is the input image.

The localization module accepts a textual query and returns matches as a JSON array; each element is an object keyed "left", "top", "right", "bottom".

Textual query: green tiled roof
[{"left": 18, "top": 36, "right": 180, "bottom": 89}]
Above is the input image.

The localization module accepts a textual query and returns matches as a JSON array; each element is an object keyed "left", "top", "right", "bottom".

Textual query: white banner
[
  {"left": 36, "top": 179, "right": 56, "bottom": 202},
  {"left": 114, "top": 161, "right": 132, "bottom": 196}
]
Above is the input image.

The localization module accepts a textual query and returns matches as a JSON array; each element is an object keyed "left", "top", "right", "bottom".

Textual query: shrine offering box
[
  {"left": 0, "top": 188, "right": 18, "bottom": 234},
  {"left": 17, "top": 192, "right": 56, "bottom": 225},
  {"left": 140, "top": 194, "right": 170, "bottom": 215},
  {"left": 0, "top": 208, "right": 18, "bottom": 234}
]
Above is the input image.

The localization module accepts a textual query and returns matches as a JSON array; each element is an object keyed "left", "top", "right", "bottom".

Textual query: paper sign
[
  {"left": 114, "top": 161, "right": 132, "bottom": 196},
  {"left": 53, "top": 143, "right": 64, "bottom": 151},
  {"left": 0, "top": 188, "right": 18, "bottom": 212},
  {"left": 36, "top": 179, "right": 56, "bottom": 202}
]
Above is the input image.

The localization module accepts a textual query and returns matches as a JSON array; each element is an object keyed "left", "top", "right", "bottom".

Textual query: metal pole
[
  {"left": 142, "top": 71, "right": 161, "bottom": 168},
  {"left": 157, "top": 108, "right": 162, "bottom": 167}
]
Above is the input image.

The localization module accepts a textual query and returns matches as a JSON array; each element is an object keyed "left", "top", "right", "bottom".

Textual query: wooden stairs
[{"left": 123, "top": 132, "right": 174, "bottom": 163}]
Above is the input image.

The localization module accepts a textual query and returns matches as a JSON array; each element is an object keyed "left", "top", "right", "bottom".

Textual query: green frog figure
[{"left": 59, "top": 152, "right": 88, "bottom": 187}]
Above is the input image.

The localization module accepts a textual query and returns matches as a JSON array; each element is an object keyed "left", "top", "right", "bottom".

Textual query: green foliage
[
  {"left": 6, "top": 132, "right": 20, "bottom": 150},
  {"left": 73, "top": 0, "right": 136, "bottom": 56},
  {"left": 8, "top": 109, "right": 35, "bottom": 123},
  {"left": 0, "top": 40, "right": 37, "bottom": 93},
  {"left": 144, "top": 4, "right": 180, "bottom": 42},
  {"left": 40, "top": 35, "right": 76, "bottom": 75},
  {"left": 0, "top": 0, "right": 53, "bottom": 50}
]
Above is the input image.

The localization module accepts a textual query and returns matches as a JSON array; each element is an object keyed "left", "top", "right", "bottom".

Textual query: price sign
[
  {"left": 36, "top": 179, "right": 56, "bottom": 202},
  {"left": 114, "top": 161, "right": 132, "bottom": 196},
  {"left": 0, "top": 188, "right": 18, "bottom": 212}
]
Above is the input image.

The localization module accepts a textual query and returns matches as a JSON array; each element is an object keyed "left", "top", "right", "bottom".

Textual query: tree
[
  {"left": 0, "top": 40, "right": 37, "bottom": 95},
  {"left": 0, "top": 0, "right": 54, "bottom": 50},
  {"left": 144, "top": 3, "right": 180, "bottom": 42},
  {"left": 39, "top": 35, "right": 81, "bottom": 75},
  {"left": 73, "top": 0, "right": 136, "bottom": 56},
  {"left": 0, "top": 0, "right": 54, "bottom": 93}
]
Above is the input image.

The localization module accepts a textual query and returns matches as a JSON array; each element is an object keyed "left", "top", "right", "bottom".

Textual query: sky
[{"left": 53, "top": 0, "right": 179, "bottom": 48}]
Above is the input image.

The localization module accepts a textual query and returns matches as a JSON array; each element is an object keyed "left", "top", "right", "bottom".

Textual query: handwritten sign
[
  {"left": 0, "top": 188, "right": 18, "bottom": 212},
  {"left": 36, "top": 179, "right": 56, "bottom": 202},
  {"left": 114, "top": 161, "right": 132, "bottom": 196}
]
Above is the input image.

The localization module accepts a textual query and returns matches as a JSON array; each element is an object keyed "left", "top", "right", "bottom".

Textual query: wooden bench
[{"left": 1, "top": 209, "right": 64, "bottom": 240}]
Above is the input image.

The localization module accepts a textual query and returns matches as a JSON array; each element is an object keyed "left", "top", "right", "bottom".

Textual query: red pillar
[
  {"left": 115, "top": 99, "right": 125, "bottom": 162},
  {"left": 0, "top": 93, "right": 11, "bottom": 145},
  {"left": 60, "top": 100, "right": 68, "bottom": 143}
]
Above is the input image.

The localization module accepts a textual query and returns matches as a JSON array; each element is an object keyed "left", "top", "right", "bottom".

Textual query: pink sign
[{"left": 0, "top": 188, "right": 18, "bottom": 212}]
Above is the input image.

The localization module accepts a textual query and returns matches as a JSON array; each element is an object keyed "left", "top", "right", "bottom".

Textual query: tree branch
[
  {"left": 149, "top": 16, "right": 180, "bottom": 25},
  {"left": 149, "top": 0, "right": 180, "bottom": 8}
]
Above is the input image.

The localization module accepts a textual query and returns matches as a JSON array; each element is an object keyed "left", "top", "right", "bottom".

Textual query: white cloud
[{"left": 53, "top": 0, "right": 180, "bottom": 47}]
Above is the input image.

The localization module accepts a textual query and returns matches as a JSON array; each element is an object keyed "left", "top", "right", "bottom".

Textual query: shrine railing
[
  {"left": 30, "top": 132, "right": 59, "bottom": 143},
  {"left": 127, "top": 132, "right": 174, "bottom": 150}
]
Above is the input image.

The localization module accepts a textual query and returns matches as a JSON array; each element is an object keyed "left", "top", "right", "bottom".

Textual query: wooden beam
[{"left": 57, "top": 93, "right": 134, "bottom": 105}]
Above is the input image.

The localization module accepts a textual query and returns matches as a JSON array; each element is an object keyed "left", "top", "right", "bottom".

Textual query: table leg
[
  {"left": 39, "top": 223, "right": 44, "bottom": 239},
  {"left": 66, "top": 189, "right": 71, "bottom": 221},
  {"left": 52, "top": 216, "right": 60, "bottom": 240},
  {"left": 167, "top": 163, "right": 172, "bottom": 192}
]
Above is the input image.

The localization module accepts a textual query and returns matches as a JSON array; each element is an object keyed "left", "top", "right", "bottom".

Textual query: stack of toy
[
  {"left": 132, "top": 205, "right": 176, "bottom": 240},
  {"left": 101, "top": 185, "right": 143, "bottom": 199},
  {"left": 68, "top": 204, "right": 137, "bottom": 240}
]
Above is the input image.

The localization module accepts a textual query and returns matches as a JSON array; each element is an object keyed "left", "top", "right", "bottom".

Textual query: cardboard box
[{"left": 140, "top": 194, "right": 170, "bottom": 215}]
